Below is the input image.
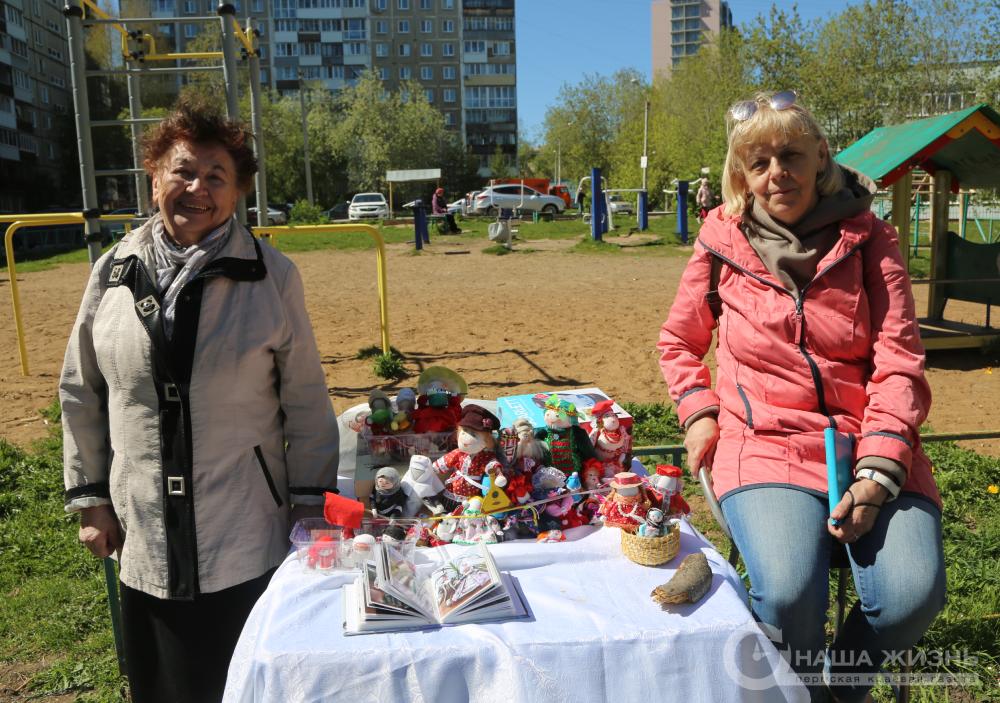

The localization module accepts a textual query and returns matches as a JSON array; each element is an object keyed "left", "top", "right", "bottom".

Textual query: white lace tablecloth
[{"left": 224, "top": 518, "right": 808, "bottom": 703}]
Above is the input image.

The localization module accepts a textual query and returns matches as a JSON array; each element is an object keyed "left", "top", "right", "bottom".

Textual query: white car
[
  {"left": 607, "top": 194, "right": 634, "bottom": 216},
  {"left": 472, "top": 185, "right": 565, "bottom": 215},
  {"left": 348, "top": 193, "right": 390, "bottom": 220},
  {"left": 247, "top": 205, "right": 287, "bottom": 225}
]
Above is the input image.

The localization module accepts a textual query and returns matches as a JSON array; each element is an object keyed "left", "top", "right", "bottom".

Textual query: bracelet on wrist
[{"left": 855, "top": 468, "right": 900, "bottom": 501}]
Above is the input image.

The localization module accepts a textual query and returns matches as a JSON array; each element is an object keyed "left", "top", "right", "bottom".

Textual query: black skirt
[{"left": 120, "top": 569, "right": 275, "bottom": 703}]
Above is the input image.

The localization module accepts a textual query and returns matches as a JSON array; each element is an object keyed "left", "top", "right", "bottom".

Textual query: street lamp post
[{"left": 298, "top": 69, "right": 314, "bottom": 206}]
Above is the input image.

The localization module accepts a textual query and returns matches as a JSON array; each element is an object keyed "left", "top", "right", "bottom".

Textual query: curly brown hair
[{"left": 142, "top": 95, "right": 258, "bottom": 193}]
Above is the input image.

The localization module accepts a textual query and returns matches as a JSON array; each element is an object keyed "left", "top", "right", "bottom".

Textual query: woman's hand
[
  {"left": 685, "top": 416, "right": 720, "bottom": 473},
  {"left": 79, "top": 505, "right": 123, "bottom": 558},
  {"left": 828, "top": 479, "right": 888, "bottom": 544}
]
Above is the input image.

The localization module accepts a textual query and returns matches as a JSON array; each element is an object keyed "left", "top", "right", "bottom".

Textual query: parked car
[
  {"left": 471, "top": 185, "right": 566, "bottom": 215},
  {"left": 326, "top": 201, "right": 350, "bottom": 221},
  {"left": 247, "top": 205, "right": 287, "bottom": 225},
  {"left": 607, "top": 194, "right": 634, "bottom": 216},
  {"left": 348, "top": 192, "right": 390, "bottom": 220}
]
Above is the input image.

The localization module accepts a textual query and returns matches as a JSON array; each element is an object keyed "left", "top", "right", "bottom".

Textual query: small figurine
[
  {"left": 577, "top": 461, "right": 606, "bottom": 524},
  {"left": 432, "top": 404, "right": 503, "bottom": 513},
  {"left": 530, "top": 465, "right": 567, "bottom": 502},
  {"left": 400, "top": 454, "right": 447, "bottom": 516},
  {"left": 306, "top": 535, "right": 339, "bottom": 570},
  {"left": 499, "top": 509, "right": 539, "bottom": 541},
  {"left": 637, "top": 508, "right": 665, "bottom": 537},
  {"left": 648, "top": 464, "right": 691, "bottom": 517},
  {"left": 512, "top": 418, "right": 546, "bottom": 474},
  {"left": 566, "top": 471, "right": 582, "bottom": 502},
  {"left": 371, "top": 466, "right": 407, "bottom": 518},
  {"left": 350, "top": 533, "right": 376, "bottom": 567},
  {"left": 412, "top": 366, "right": 467, "bottom": 434},
  {"left": 365, "top": 390, "right": 394, "bottom": 435},
  {"left": 542, "top": 490, "right": 586, "bottom": 531},
  {"left": 390, "top": 388, "right": 417, "bottom": 433},
  {"left": 588, "top": 399, "right": 632, "bottom": 478},
  {"left": 534, "top": 395, "right": 598, "bottom": 478},
  {"left": 452, "top": 496, "right": 501, "bottom": 545},
  {"left": 599, "top": 472, "right": 653, "bottom": 532}
]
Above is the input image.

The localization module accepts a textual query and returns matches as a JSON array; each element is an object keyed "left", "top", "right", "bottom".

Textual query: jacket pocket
[
  {"left": 253, "top": 446, "right": 284, "bottom": 508},
  {"left": 736, "top": 384, "right": 755, "bottom": 429}
]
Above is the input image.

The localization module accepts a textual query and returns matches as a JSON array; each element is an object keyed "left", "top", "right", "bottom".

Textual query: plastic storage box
[
  {"left": 289, "top": 518, "right": 345, "bottom": 572},
  {"left": 360, "top": 428, "right": 456, "bottom": 462}
]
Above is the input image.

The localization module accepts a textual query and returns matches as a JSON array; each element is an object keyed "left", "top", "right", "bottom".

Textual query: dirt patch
[
  {"left": 1, "top": 236, "right": 997, "bottom": 457},
  {"left": 0, "top": 659, "right": 76, "bottom": 702}
]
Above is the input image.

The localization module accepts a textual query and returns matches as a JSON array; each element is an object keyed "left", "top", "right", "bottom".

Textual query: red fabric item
[
  {"left": 323, "top": 492, "right": 365, "bottom": 529},
  {"left": 657, "top": 206, "right": 939, "bottom": 507}
]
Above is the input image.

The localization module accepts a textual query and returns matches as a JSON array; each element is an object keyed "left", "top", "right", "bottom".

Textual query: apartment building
[
  {"left": 0, "top": 0, "right": 72, "bottom": 211},
  {"left": 651, "top": 0, "right": 732, "bottom": 77},
  {"left": 166, "top": 0, "right": 515, "bottom": 172}
]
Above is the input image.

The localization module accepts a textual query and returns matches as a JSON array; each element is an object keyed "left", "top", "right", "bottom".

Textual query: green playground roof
[{"left": 835, "top": 104, "right": 1000, "bottom": 188}]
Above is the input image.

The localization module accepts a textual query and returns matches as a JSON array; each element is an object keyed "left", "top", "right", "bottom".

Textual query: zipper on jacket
[
  {"left": 735, "top": 384, "right": 754, "bottom": 429},
  {"left": 702, "top": 240, "right": 862, "bottom": 425},
  {"left": 253, "top": 446, "right": 284, "bottom": 507}
]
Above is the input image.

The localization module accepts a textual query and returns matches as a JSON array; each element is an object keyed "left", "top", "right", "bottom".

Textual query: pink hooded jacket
[{"left": 658, "top": 206, "right": 941, "bottom": 508}]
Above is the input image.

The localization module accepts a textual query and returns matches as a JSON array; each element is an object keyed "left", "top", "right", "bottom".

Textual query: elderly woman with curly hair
[
  {"left": 658, "top": 92, "right": 945, "bottom": 702},
  {"left": 59, "top": 97, "right": 339, "bottom": 703}
]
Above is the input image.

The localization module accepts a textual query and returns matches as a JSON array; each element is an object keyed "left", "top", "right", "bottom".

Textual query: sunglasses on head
[{"left": 729, "top": 90, "right": 798, "bottom": 122}]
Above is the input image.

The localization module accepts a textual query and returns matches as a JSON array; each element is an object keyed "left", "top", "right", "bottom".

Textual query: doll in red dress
[
  {"left": 432, "top": 404, "right": 503, "bottom": 513},
  {"left": 588, "top": 399, "right": 632, "bottom": 478},
  {"left": 599, "top": 472, "right": 653, "bottom": 532},
  {"left": 411, "top": 366, "right": 467, "bottom": 434}
]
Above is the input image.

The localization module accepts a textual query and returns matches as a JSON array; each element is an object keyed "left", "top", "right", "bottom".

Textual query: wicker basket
[{"left": 620, "top": 523, "right": 680, "bottom": 566}]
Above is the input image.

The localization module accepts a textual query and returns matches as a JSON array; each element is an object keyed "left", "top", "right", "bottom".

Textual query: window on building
[
  {"left": 252, "top": 0, "right": 263, "bottom": 12},
  {"left": 13, "top": 69, "right": 31, "bottom": 91},
  {"left": 398, "top": 43, "right": 410, "bottom": 56},
  {"left": 260, "top": 68, "right": 269, "bottom": 84},
  {"left": 420, "top": 19, "right": 432, "bottom": 33},
  {"left": 5, "top": 5, "right": 24, "bottom": 26},
  {"left": 275, "top": 18, "right": 296, "bottom": 31},
  {"left": 0, "top": 96, "right": 13, "bottom": 115},
  {"left": 184, "top": 23, "right": 197, "bottom": 38},
  {"left": 378, "top": 67, "right": 388, "bottom": 80},
  {"left": 399, "top": 66, "right": 411, "bottom": 79},
  {"left": 275, "top": 42, "right": 299, "bottom": 56},
  {"left": 375, "top": 0, "right": 386, "bottom": 8},
  {"left": 376, "top": 42, "right": 388, "bottom": 57},
  {"left": 444, "top": 111, "right": 454, "bottom": 126},
  {"left": 424, "top": 88, "right": 433, "bottom": 102},
  {"left": 491, "top": 41, "right": 510, "bottom": 55},
  {"left": 442, "top": 42, "right": 454, "bottom": 56},
  {"left": 420, "top": 42, "right": 432, "bottom": 56},
  {"left": 419, "top": 0, "right": 430, "bottom": 8},
  {"left": 398, "top": 0, "right": 409, "bottom": 8},
  {"left": 301, "top": 42, "right": 319, "bottom": 55},
  {"left": 441, "top": 19, "right": 454, "bottom": 32},
  {"left": 48, "top": 143, "right": 56, "bottom": 160},
  {"left": 463, "top": 40, "right": 485, "bottom": 54},
  {"left": 346, "top": 41, "right": 367, "bottom": 55},
  {"left": 376, "top": 19, "right": 388, "bottom": 33},
  {"left": 441, "top": 0, "right": 453, "bottom": 8},
  {"left": 345, "top": 18, "right": 366, "bottom": 39},
  {"left": 443, "top": 87, "right": 456, "bottom": 103},
  {"left": 10, "top": 39, "right": 28, "bottom": 59},
  {"left": 397, "top": 19, "right": 409, "bottom": 32},
  {"left": 0, "top": 128, "right": 18, "bottom": 148},
  {"left": 183, "top": 0, "right": 195, "bottom": 12},
  {"left": 442, "top": 65, "right": 455, "bottom": 80},
  {"left": 420, "top": 65, "right": 432, "bottom": 80}
]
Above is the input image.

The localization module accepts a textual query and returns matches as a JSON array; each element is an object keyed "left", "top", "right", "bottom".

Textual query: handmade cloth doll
[
  {"left": 534, "top": 395, "right": 598, "bottom": 478},
  {"left": 370, "top": 466, "right": 407, "bottom": 518},
  {"left": 542, "top": 491, "right": 586, "bottom": 531},
  {"left": 365, "top": 390, "right": 394, "bottom": 435},
  {"left": 637, "top": 508, "right": 666, "bottom": 537},
  {"left": 400, "top": 454, "right": 447, "bottom": 516},
  {"left": 599, "top": 472, "right": 652, "bottom": 532},
  {"left": 577, "top": 461, "right": 606, "bottom": 524},
  {"left": 452, "top": 497, "right": 501, "bottom": 545},
  {"left": 647, "top": 464, "right": 691, "bottom": 517},
  {"left": 432, "top": 404, "right": 503, "bottom": 512},
  {"left": 391, "top": 388, "right": 417, "bottom": 433},
  {"left": 412, "top": 366, "right": 466, "bottom": 433},
  {"left": 587, "top": 399, "right": 632, "bottom": 477}
]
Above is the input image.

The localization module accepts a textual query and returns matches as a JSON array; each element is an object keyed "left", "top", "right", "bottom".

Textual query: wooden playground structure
[{"left": 837, "top": 104, "right": 1000, "bottom": 350}]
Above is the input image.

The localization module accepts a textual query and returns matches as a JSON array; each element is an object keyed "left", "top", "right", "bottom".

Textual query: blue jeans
[{"left": 720, "top": 486, "right": 946, "bottom": 703}]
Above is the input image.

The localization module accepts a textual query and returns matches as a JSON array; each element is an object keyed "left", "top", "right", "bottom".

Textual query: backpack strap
[{"left": 706, "top": 253, "right": 723, "bottom": 320}]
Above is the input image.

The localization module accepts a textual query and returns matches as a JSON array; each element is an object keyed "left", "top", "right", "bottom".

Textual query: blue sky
[{"left": 515, "top": 0, "right": 865, "bottom": 140}]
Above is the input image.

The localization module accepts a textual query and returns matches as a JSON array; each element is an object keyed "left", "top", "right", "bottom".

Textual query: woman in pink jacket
[{"left": 658, "top": 92, "right": 944, "bottom": 703}]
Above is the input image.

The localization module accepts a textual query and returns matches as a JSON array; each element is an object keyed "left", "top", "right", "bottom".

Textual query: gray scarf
[
  {"left": 151, "top": 215, "right": 232, "bottom": 338},
  {"left": 742, "top": 167, "right": 876, "bottom": 296}
]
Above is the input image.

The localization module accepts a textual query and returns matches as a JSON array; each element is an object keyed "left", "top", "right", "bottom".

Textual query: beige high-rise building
[{"left": 651, "top": 0, "right": 732, "bottom": 77}]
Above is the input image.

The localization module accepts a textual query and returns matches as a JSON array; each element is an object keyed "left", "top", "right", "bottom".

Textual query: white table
[{"left": 225, "top": 521, "right": 807, "bottom": 703}]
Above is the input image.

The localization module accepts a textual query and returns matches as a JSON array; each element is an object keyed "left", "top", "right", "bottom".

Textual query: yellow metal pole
[
  {"left": 4, "top": 215, "right": 86, "bottom": 375},
  {"left": 253, "top": 224, "right": 390, "bottom": 355}
]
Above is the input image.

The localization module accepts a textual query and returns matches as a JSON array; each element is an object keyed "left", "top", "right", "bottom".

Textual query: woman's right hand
[
  {"left": 685, "top": 415, "right": 720, "bottom": 473},
  {"left": 79, "top": 504, "right": 123, "bottom": 558}
]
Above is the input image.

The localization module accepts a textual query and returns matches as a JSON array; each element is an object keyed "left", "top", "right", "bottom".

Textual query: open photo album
[{"left": 343, "top": 542, "right": 529, "bottom": 635}]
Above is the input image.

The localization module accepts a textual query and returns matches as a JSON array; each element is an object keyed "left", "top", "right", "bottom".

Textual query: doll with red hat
[
  {"left": 412, "top": 366, "right": 467, "bottom": 434},
  {"left": 588, "top": 398, "right": 632, "bottom": 478},
  {"left": 647, "top": 464, "right": 691, "bottom": 517},
  {"left": 599, "top": 471, "right": 654, "bottom": 532},
  {"left": 432, "top": 404, "right": 504, "bottom": 513}
]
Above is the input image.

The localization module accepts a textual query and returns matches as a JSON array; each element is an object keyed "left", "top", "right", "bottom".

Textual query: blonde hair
[{"left": 721, "top": 93, "right": 843, "bottom": 217}]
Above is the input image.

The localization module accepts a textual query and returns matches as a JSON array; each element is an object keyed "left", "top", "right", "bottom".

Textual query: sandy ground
[{"left": 2, "top": 233, "right": 998, "bottom": 457}]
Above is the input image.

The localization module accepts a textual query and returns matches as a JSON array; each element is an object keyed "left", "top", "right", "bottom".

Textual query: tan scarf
[{"left": 741, "top": 167, "right": 876, "bottom": 296}]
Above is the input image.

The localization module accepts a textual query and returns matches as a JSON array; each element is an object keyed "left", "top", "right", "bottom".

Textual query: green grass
[
  {"left": 2, "top": 400, "right": 997, "bottom": 701},
  {"left": 0, "top": 245, "right": 115, "bottom": 274}
]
